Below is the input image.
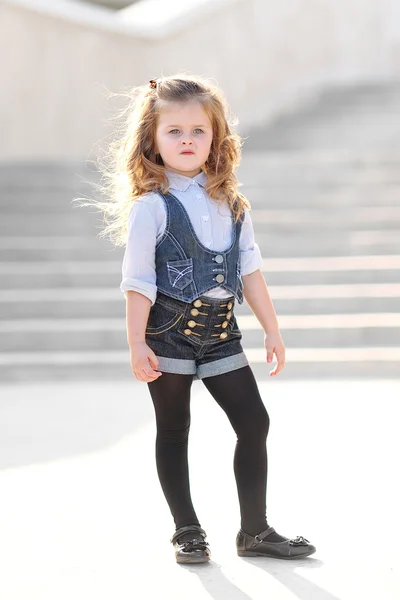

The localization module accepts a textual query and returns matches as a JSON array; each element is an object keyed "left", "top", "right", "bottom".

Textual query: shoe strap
[
  {"left": 170, "top": 525, "right": 206, "bottom": 544},
  {"left": 180, "top": 539, "right": 209, "bottom": 552},
  {"left": 254, "top": 526, "right": 276, "bottom": 544}
]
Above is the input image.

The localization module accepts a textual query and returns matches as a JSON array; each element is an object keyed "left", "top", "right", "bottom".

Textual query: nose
[{"left": 181, "top": 138, "right": 193, "bottom": 145}]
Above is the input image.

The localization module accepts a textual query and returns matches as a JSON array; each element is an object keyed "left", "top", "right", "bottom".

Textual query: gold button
[
  {"left": 193, "top": 299, "right": 202, "bottom": 308},
  {"left": 188, "top": 320, "right": 197, "bottom": 328},
  {"left": 220, "top": 332, "right": 228, "bottom": 339},
  {"left": 221, "top": 321, "right": 229, "bottom": 329},
  {"left": 184, "top": 329, "right": 192, "bottom": 335},
  {"left": 190, "top": 309, "right": 199, "bottom": 316},
  {"left": 226, "top": 311, "right": 232, "bottom": 320},
  {"left": 227, "top": 302, "right": 233, "bottom": 310},
  {"left": 215, "top": 274, "right": 225, "bottom": 283}
]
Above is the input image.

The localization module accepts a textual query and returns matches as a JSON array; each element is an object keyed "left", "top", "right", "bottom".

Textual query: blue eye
[{"left": 168, "top": 128, "right": 204, "bottom": 135}]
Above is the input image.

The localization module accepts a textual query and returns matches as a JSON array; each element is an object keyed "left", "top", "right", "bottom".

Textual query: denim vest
[{"left": 155, "top": 191, "right": 244, "bottom": 304}]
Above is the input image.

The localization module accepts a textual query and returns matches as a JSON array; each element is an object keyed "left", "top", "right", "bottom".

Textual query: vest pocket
[{"left": 167, "top": 258, "right": 194, "bottom": 291}]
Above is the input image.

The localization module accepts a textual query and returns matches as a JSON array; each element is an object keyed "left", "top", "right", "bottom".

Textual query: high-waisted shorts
[{"left": 145, "top": 292, "right": 248, "bottom": 380}]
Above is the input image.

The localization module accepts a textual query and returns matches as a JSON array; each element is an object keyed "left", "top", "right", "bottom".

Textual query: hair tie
[{"left": 149, "top": 79, "right": 158, "bottom": 89}]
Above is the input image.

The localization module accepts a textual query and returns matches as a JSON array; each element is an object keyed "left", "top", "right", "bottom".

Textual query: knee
[
  {"left": 156, "top": 407, "right": 191, "bottom": 447},
  {"left": 238, "top": 405, "right": 270, "bottom": 441},
  {"left": 157, "top": 422, "right": 190, "bottom": 449},
  {"left": 257, "top": 407, "right": 270, "bottom": 440}
]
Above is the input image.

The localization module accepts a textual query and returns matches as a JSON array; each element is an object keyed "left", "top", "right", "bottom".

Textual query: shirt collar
[{"left": 166, "top": 169, "right": 207, "bottom": 192}]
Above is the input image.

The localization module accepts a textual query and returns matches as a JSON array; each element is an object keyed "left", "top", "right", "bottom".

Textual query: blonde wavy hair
[{"left": 82, "top": 72, "right": 250, "bottom": 246}]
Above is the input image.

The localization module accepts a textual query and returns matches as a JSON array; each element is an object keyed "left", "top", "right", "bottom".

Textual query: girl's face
[{"left": 155, "top": 100, "right": 213, "bottom": 178}]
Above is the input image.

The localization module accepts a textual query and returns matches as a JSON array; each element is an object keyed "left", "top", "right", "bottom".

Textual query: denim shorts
[{"left": 145, "top": 292, "right": 248, "bottom": 380}]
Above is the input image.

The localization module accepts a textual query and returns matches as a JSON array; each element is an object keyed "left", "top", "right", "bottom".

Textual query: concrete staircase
[{"left": 1, "top": 83, "right": 400, "bottom": 381}]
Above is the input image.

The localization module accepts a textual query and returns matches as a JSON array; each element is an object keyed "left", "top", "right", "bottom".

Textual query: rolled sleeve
[
  {"left": 120, "top": 199, "right": 158, "bottom": 305},
  {"left": 240, "top": 209, "right": 263, "bottom": 276},
  {"left": 120, "top": 278, "right": 157, "bottom": 305}
]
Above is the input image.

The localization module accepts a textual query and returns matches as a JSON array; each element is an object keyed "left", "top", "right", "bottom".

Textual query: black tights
[{"left": 147, "top": 366, "right": 271, "bottom": 536}]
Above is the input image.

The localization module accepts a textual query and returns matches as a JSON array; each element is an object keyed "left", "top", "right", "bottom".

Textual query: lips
[{"left": 180, "top": 151, "right": 194, "bottom": 155}]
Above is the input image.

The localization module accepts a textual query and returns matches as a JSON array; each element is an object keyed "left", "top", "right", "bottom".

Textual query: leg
[
  {"left": 203, "top": 366, "right": 316, "bottom": 559},
  {"left": 202, "top": 366, "right": 284, "bottom": 541},
  {"left": 147, "top": 372, "right": 200, "bottom": 529}
]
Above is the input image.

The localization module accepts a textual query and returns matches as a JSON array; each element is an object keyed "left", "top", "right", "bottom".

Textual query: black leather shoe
[
  {"left": 236, "top": 526, "right": 316, "bottom": 559},
  {"left": 171, "top": 525, "right": 211, "bottom": 564}
]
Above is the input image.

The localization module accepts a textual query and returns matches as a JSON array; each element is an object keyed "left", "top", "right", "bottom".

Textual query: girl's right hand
[{"left": 130, "top": 342, "right": 163, "bottom": 382}]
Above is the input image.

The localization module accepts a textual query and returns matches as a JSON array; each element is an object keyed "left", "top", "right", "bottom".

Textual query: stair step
[
  {"left": 0, "top": 162, "right": 94, "bottom": 186},
  {"left": 0, "top": 284, "right": 399, "bottom": 318},
  {"left": 254, "top": 207, "right": 400, "bottom": 228},
  {"left": 1, "top": 347, "right": 399, "bottom": 382},
  {"left": 1, "top": 256, "right": 399, "bottom": 288},
  {"left": 3, "top": 185, "right": 400, "bottom": 210},
  {"left": 1, "top": 270, "right": 399, "bottom": 289},
  {"left": 1, "top": 346, "right": 398, "bottom": 364},
  {"left": 248, "top": 190, "right": 400, "bottom": 210},
  {"left": 239, "top": 166, "right": 400, "bottom": 190},
  {"left": 2, "top": 231, "right": 400, "bottom": 248},
  {"left": 1, "top": 283, "right": 399, "bottom": 300},
  {"left": 0, "top": 190, "right": 93, "bottom": 210},
  {"left": 0, "top": 238, "right": 124, "bottom": 262},
  {"left": 2, "top": 313, "right": 399, "bottom": 331},
  {"left": 1, "top": 235, "right": 399, "bottom": 261},
  {"left": 1, "top": 314, "right": 399, "bottom": 351},
  {"left": 1, "top": 254, "right": 400, "bottom": 272},
  {"left": 3, "top": 207, "right": 400, "bottom": 235},
  {"left": 1, "top": 298, "right": 398, "bottom": 319},
  {"left": 0, "top": 213, "right": 104, "bottom": 235}
]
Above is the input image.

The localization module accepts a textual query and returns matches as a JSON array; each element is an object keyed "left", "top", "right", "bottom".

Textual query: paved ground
[{"left": 0, "top": 377, "right": 399, "bottom": 599}]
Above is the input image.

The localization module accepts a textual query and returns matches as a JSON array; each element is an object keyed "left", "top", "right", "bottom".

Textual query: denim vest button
[
  {"left": 184, "top": 329, "right": 192, "bottom": 335},
  {"left": 226, "top": 311, "right": 232, "bottom": 319},
  {"left": 215, "top": 274, "right": 225, "bottom": 283},
  {"left": 214, "top": 254, "right": 224, "bottom": 264},
  {"left": 221, "top": 321, "right": 229, "bottom": 329},
  {"left": 190, "top": 308, "right": 199, "bottom": 316},
  {"left": 227, "top": 301, "right": 233, "bottom": 310},
  {"left": 220, "top": 332, "right": 228, "bottom": 339},
  {"left": 188, "top": 320, "right": 197, "bottom": 328},
  {"left": 193, "top": 300, "right": 202, "bottom": 308}
]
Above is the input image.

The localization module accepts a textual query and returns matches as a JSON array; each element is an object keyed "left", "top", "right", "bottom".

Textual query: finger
[
  {"left": 147, "top": 363, "right": 162, "bottom": 376},
  {"left": 134, "top": 371, "right": 145, "bottom": 382},
  {"left": 143, "top": 359, "right": 162, "bottom": 376},
  {"left": 145, "top": 374, "right": 162, "bottom": 382},
  {"left": 266, "top": 347, "right": 274, "bottom": 364},
  {"left": 137, "top": 360, "right": 158, "bottom": 375},
  {"left": 143, "top": 367, "right": 162, "bottom": 380},
  {"left": 148, "top": 352, "right": 159, "bottom": 371},
  {"left": 269, "top": 350, "right": 285, "bottom": 376}
]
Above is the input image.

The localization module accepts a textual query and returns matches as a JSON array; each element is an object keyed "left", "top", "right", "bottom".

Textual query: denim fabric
[
  {"left": 145, "top": 292, "right": 248, "bottom": 379},
  {"left": 155, "top": 191, "right": 244, "bottom": 304}
]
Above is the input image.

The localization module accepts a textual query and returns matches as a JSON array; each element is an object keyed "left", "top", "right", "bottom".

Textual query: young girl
[{"left": 96, "top": 73, "right": 315, "bottom": 564}]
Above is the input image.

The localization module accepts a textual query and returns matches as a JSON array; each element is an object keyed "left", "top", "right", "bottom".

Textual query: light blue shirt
[{"left": 120, "top": 170, "right": 263, "bottom": 305}]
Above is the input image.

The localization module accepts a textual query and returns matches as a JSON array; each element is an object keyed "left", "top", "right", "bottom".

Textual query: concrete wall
[{"left": 1, "top": 0, "right": 400, "bottom": 161}]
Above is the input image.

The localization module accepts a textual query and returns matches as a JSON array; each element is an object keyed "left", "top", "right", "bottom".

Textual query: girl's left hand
[{"left": 264, "top": 330, "right": 286, "bottom": 376}]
